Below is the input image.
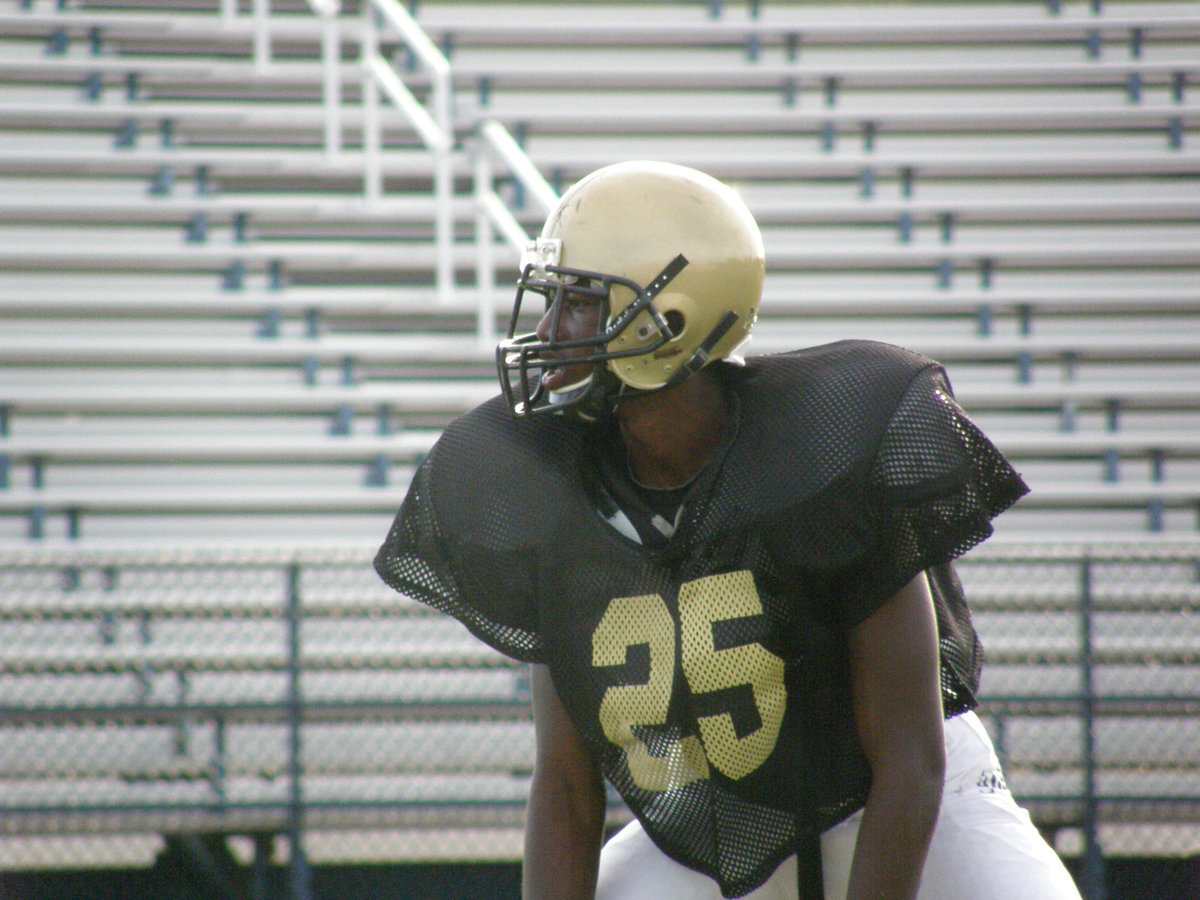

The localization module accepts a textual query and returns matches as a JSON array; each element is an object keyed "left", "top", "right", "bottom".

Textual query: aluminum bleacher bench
[
  {"left": 0, "top": 333, "right": 485, "bottom": 369},
  {"left": 2, "top": 195, "right": 1191, "bottom": 272},
  {"left": 1, "top": 278, "right": 1194, "bottom": 335},
  {"left": 753, "top": 333, "right": 1200, "bottom": 367},
  {"left": 6, "top": 55, "right": 1195, "bottom": 105},
  {"left": 523, "top": 147, "right": 1200, "bottom": 202},
  {"left": 412, "top": 11, "right": 1200, "bottom": 54},
  {"left": 3, "top": 380, "right": 1194, "bottom": 438},
  {"left": 0, "top": 381, "right": 498, "bottom": 425},
  {"left": 464, "top": 103, "right": 1199, "bottom": 146},
  {"left": 440, "top": 59, "right": 1198, "bottom": 103},
  {"left": 0, "top": 6, "right": 345, "bottom": 49},
  {"left": 0, "top": 235, "right": 1193, "bottom": 291},
  {"left": 0, "top": 433, "right": 439, "bottom": 462},
  {"left": 5, "top": 433, "right": 1198, "bottom": 536},
  {"left": 0, "top": 432, "right": 436, "bottom": 493},
  {"left": 1, "top": 476, "right": 1198, "bottom": 542},
  {"left": 4, "top": 332, "right": 1200, "bottom": 377},
  {"left": 0, "top": 193, "right": 476, "bottom": 231},
  {"left": 0, "top": 145, "right": 467, "bottom": 188},
  {"left": 984, "top": 431, "right": 1200, "bottom": 476},
  {"left": 0, "top": 56, "right": 359, "bottom": 101},
  {"left": 1010, "top": 482, "right": 1200, "bottom": 522},
  {"left": 0, "top": 279, "right": 466, "bottom": 317},
  {"left": 953, "top": 383, "right": 1200, "bottom": 435},
  {"left": 0, "top": 97, "right": 415, "bottom": 142},
  {"left": 2, "top": 144, "right": 1193, "bottom": 187},
  {"left": 0, "top": 236, "right": 508, "bottom": 285},
  {"left": 1, "top": 281, "right": 1194, "bottom": 395},
  {"left": 1, "top": 95, "right": 1192, "bottom": 150},
  {"left": 0, "top": 486, "right": 410, "bottom": 514},
  {"left": 12, "top": 5, "right": 1197, "bottom": 55}
]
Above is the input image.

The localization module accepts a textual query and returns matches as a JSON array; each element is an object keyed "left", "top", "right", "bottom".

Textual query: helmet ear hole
[{"left": 664, "top": 309, "right": 685, "bottom": 339}]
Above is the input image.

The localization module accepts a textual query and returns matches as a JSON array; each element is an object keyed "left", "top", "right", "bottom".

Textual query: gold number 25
[{"left": 591, "top": 570, "right": 787, "bottom": 792}]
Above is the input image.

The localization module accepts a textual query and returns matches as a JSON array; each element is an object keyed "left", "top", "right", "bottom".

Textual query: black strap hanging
[{"left": 796, "top": 832, "right": 824, "bottom": 900}]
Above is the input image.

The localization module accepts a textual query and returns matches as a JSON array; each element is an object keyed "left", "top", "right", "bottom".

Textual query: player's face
[{"left": 534, "top": 285, "right": 605, "bottom": 392}]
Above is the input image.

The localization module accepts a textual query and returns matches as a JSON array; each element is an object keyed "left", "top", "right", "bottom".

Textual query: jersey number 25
[{"left": 591, "top": 570, "right": 787, "bottom": 792}]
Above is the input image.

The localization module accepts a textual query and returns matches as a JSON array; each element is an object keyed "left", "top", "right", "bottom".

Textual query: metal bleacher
[{"left": 1, "top": 0, "right": 1199, "bottom": 896}]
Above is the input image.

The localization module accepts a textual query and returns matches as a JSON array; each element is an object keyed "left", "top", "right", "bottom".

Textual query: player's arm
[
  {"left": 844, "top": 571, "right": 946, "bottom": 900},
  {"left": 523, "top": 663, "right": 607, "bottom": 900}
]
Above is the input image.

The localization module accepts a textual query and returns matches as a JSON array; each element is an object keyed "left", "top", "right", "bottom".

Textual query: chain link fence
[{"left": 0, "top": 543, "right": 1196, "bottom": 899}]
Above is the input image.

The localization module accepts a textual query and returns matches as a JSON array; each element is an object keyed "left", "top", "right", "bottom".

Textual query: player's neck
[{"left": 615, "top": 370, "right": 728, "bottom": 490}]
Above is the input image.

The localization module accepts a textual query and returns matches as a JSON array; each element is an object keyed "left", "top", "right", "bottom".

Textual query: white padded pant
[{"left": 595, "top": 711, "right": 1082, "bottom": 900}]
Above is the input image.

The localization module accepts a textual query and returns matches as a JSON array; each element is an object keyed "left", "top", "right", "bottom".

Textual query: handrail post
[
  {"left": 252, "top": 0, "right": 271, "bottom": 73},
  {"left": 362, "top": 0, "right": 455, "bottom": 303},
  {"left": 1079, "top": 555, "right": 1105, "bottom": 900},
  {"left": 474, "top": 145, "right": 496, "bottom": 351},
  {"left": 472, "top": 119, "right": 560, "bottom": 346},
  {"left": 361, "top": 2, "right": 382, "bottom": 203},
  {"left": 320, "top": 5, "right": 342, "bottom": 156},
  {"left": 285, "top": 562, "right": 313, "bottom": 900},
  {"left": 431, "top": 62, "right": 454, "bottom": 305}
]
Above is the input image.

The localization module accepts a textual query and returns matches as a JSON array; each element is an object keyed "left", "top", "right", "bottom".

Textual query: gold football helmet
[{"left": 496, "top": 160, "right": 765, "bottom": 420}]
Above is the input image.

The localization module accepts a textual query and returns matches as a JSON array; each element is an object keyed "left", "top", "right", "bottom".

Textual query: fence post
[
  {"left": 1079, "top": 555, "right": 1106, "bottom": 900},
  {"left": 286, "top": 562, "right": 314, "bottom": 900}
]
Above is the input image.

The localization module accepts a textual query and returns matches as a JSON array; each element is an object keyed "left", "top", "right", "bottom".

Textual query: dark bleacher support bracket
[
  {"left": 185, "top": 213, "right": 210, "bottom": 244},
  {"left": 365, "top": 453, "right": 390, "bottom": 487},
  {"left": 114, "top": 118, "right": 138, "bottom": 148},
  {"left": 1126, "top": 72, "right": 1142, "bottom": 103},
  {"left": 44, "top": 27, "right": 67, "bottom": 55},
  {"left": 257, "top": 309, "right": 284, "bottom": 339},
  {"left": 221, "top": 260, "right": 246, "bottom": 291},
  {"left": 330, "top": 404, "right": 354, "bottom": 436},
  {"left": 1167, "top": 116, "right": 1184, "bottom": 149},
  {"left": 148, "top": 166, "right": 174, "bottom": 196}
]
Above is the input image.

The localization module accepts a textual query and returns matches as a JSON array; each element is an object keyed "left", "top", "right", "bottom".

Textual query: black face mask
[{"left": 495, "top": 255, "right": 689, "bottom": 421}]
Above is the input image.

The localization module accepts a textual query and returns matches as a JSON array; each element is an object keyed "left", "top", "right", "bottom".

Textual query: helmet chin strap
[
  {"left": 661, "top": 310, "right": 740, "bottom": 391},
  {"left": 555, "top": 310, "right": 742, "bottom": 422}
]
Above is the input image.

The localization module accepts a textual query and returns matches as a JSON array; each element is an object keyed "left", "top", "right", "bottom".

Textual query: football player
[{"left": 375, "top": 161, "right": 1081, "bottom": 899}]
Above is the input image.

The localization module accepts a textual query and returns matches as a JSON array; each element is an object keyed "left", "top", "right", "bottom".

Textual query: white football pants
[{"left": 595, "top": 711, "right": 1082, "bottom": 900}]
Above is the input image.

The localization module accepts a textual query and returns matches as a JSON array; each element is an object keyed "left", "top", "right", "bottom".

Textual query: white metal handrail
[
  {"left": 362, "top": 0, "right": 455, "bottom": 304},
  {"left": 227, "top": 0, "right": 559, "bottom": 331},
  {"left": 223, "top": 0, "right": 342, "bottom": 151},
  {"left": 315, "top": 0, "right": 342, "bottom": 157},
  {"left": 473, "top": 119, "right": 559, "bottom": 350}
]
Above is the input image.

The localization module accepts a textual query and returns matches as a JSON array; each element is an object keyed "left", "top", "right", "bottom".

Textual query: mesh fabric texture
[{"left": 375, "top": 340, "right": 1028, "bottom": 897}]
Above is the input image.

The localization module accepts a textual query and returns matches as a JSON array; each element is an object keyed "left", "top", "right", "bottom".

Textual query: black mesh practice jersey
[{"left": 375, "top": 340, "right": 1028, "bottom": 898}]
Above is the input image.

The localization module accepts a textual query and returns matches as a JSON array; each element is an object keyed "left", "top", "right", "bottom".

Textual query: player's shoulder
[
  {"left": 749, "top": 339, "right": 937, "bottom": 386},
  {"left": 418, "top": 395, "right": 591, "bottom": 538},
  {"left": 737, "top": 339, "right": 940, "bottom": 421},
  {"left": 432, "top": 393, "right": 585, "bottom": 487}
]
